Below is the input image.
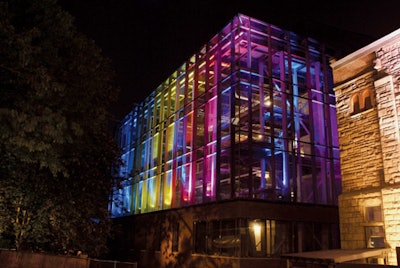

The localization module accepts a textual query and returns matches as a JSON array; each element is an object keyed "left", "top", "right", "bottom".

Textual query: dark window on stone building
[
  {"left": 364, "top": 206, "right": 385, "bottom": 248},
  {"left": 364, "top": 95, "right": 373, "bottom": 110},
  {"left": 366, "top": 206, "right": 383, "bottom": 222},
  {"left": 350, "top": 88, "right": 375, "bottom": 116},
  {"left": 350, "top": 94, "right": 361, "bottom": 115},
  {"left": 362, "top": 88, "right": 375, "bottom": 111},
  {"left": 365, "top": 226, "right": 385, "bottom": 248}
]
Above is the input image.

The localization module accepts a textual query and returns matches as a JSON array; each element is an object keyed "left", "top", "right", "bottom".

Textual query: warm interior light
[
  {"left": 221, "top": 62, "right": 230, "bottom": 68},
  {"left": 253, "top": 222, "right": 262, "bottom": 251}
]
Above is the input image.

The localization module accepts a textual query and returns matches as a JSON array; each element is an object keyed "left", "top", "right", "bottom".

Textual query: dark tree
[{"left": 0, "top": 0, "right": 120, "bottom": 257}]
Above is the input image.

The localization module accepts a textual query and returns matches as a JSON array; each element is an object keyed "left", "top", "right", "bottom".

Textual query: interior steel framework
[{"left": 110, "top": 14, "right": 342, "bottom": 218}]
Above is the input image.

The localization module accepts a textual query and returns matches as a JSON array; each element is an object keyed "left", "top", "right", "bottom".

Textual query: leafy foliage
[{"left": 0, "top": 0, "right": 120, "bottom": 257}]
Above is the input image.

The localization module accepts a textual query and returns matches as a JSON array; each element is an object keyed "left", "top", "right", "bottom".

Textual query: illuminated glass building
[{"left": 110, "top": 14, "right": 341, "bottom": 267}]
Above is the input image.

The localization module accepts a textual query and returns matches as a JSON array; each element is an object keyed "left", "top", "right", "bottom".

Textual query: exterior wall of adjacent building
[
  {"left": 110, "top": 14, "right": 342, "bottom": 267},
  {"left": 332, "top": 28, "right": 400, "bottom": 266}
]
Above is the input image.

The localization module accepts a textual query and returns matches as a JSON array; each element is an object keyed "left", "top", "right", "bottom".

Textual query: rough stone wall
[
  {"left": 376, "top": 40, "right": 400, "bottom": 77},
  {"left": 375, "top": 39, "right": 400, "bottom": 266},
  {"left": 338, "top": 191, "right": 382, "bottom": 250},
  {"left": 375, "top": 49, "right": 400, "bottom": 185},
  {"left": 382, "top": 186, "right": 400, "bottom": 264},
  {"left": 334, "top": 71, "right": 383, "bottom": 193}
]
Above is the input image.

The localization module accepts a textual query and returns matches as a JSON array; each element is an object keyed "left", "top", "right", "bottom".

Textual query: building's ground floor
[
  {"left": 109, "top": 199, "right": 340, "bottom": 268},
  {"left": 339, "top": 186, "right": 400, "bottom": 266}
]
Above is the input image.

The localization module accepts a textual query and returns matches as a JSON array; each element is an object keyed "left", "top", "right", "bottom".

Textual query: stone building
[{"left": 331, "top": 28, "right": 400, "bottom": 265}]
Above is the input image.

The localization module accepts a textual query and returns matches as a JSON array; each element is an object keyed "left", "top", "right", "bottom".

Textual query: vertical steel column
[
  {"left": 280, "top": 50, "right": 289, "bottom": 198},
  {"left": 247, "top": 17, "right": 254, "bottom": 198},
  {"left": 183, "top": 61, "right": 190, "bottom": 204},
  {"left": 314, "top": 60, "right": 328, "bottom": 203},
  {"left": 267, "top": 23, "right": 276, "bottom": 199},
  {"left": 202, "top": 42, "right": 210, "bottom": 201},
  {"left": 216, "top": 30, "right": 222, "bottom": 200},
  {"left": 191, "top": 53, "right": 200, "bottom": 203},
  {"left": 229, "top": 19, "right": 237, "bottom": 199},
  {"left": 321, "top": 44, "right": 336, "bottom": 204},
  {"left": 259, "top": 59, "right": 267, "bottom": 194},
  {"left": 285, "top": 31, "right": 296, "bottom": 202},
  {"left": 134, "top": 103, "right": 143, "bottom": 175},
  {"left": 304, "top": 38, "right": 318, "bottom": 204},
  {"left": 171, "top": 74, "right": 178, "bottom": 208},
  {"left": 292, "top": 69, "right": 303, "bottom": 202}
]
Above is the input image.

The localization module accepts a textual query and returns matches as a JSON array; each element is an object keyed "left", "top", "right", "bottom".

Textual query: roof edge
[{"left": 331, "top": 28, "right": 400, "bottom": 70}]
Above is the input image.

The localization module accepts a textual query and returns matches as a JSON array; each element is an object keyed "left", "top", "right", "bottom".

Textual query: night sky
[{"left": 59, "top": 0, "right": 400, "bottom": 120}]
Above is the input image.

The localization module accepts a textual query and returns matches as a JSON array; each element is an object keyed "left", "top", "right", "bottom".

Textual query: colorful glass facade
[{"left": 110, "top": 14, "right": 341, "bottom": 218}]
